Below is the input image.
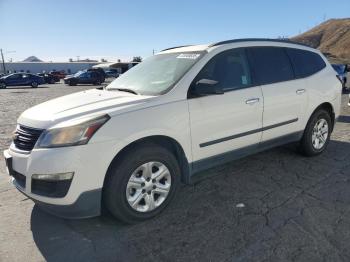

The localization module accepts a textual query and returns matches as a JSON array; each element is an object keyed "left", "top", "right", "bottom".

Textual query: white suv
[{"left": 3, "top": 39, "right": 342, "bottom": 223}]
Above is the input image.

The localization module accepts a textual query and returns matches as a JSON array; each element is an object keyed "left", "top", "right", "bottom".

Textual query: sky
[{"left": 0, "top": 0, "right": 349, "bottom": 62}]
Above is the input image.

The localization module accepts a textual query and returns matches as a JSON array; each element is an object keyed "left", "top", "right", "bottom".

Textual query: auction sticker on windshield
[{"left": 176, "top": 53, "right": 201, "bottom": 59}]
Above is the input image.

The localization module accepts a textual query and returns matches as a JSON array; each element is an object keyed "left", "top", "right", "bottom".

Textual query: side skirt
[{"left": 188, "top": 131, "right": 303, "bottom": 182}]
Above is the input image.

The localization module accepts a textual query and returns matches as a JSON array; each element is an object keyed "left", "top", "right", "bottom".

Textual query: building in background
[
  {"left": 2, "top": 61, "right": 100, "bottom": 74},
  {"left": 1, "top": 56, "right": 139, "bottom": 75}
]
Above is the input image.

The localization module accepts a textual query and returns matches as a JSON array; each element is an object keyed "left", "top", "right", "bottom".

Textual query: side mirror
[{"left": 192, "top": 79, "right": 223, "bottom": 96}]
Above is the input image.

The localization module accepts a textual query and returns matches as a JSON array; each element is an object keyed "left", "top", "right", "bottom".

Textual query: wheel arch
[
  {"left": 103, "top": 135, "right": 191, "bottom": 188},
  {"left": 309, "top": 102, "right": 335, "bottom": 132}
]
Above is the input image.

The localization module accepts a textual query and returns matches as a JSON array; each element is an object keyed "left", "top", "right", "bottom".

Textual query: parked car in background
[
  {"left": 0, "top": 73, "right": 45, "bottom": 88},
  {"left": 49, "top": 70, "right": 66, "bottom": 79},
  {"left": 3, "top": 39, "right": 341, "bottom": 223},
  {"left": 87, "top": 68, "right": 106, "bottom": 83},
  {"left": 332, "top": 64, "right": 348, "bottom": 91},
  {"left": 64, "top": 70, "right": 103, "bottom": 86},
  {"left": 105, "top": 69, "right": 120, "bottom": 78},
  {"left": 37, "top": 73, "right": 60, "bottom": 84}
]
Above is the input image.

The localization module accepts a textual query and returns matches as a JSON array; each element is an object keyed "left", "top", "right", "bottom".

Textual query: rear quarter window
[{"left": 286, "top": 48, "right": 326, "bottom": 78}]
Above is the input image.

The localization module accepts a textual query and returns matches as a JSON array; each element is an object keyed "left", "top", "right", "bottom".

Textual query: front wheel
[
  {"left": 0, "top": 82, "right": 6, "bottom": 89},
  {"left": 299, "top": 109, "right": 331, "bottom": 156},
  {"left": 103, "top": 145, "right": 180, "bottom": 223},
  {"left": 31, "top": 81, "right": 38, "bottom": 88}
]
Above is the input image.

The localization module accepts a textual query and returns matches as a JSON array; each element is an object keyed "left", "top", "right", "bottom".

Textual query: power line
[{"left": 0, "top": 49, "right": 5, "bottom": 73}]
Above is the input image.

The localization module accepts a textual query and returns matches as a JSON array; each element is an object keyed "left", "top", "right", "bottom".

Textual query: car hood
[
  {"left": 64, "top": 76, "right": 76, "bottom": 80},
  {"left": 18, "top": 88, "right": 154, "bottom": 129}
]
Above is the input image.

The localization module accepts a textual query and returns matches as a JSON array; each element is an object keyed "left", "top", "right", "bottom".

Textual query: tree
[{"left": 132, "top": 56, "right": 142, "bottom": 62}]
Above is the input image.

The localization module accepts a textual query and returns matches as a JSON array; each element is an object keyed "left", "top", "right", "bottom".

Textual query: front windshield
[
  {"left": 74, "top": 70, "right": 85, "bottom": 77},
  {"left": 106, "top": 52, "right": 204, "bottom": 95}
]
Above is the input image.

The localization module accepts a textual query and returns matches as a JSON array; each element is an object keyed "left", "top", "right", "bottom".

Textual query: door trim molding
[
  {"left": 199, "top": 118, "right": 298, "bottom": 148},
  {"left": 191, "top": 131, "right": 303, "bottom": 177}
]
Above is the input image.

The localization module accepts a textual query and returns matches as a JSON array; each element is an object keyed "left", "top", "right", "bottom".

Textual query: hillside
[
  {"left": 22, "top": 56, "right": 43, "bottom": 62},
  {"left": 292, "top": 18, "right": 350, "bottom": 64}
]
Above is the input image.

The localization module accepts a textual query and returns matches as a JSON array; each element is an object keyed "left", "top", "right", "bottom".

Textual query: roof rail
[
  {"left": 209, "top": 38, "right": 311, "bottom": 48},
  {"left": 161, "top": 45, "right": 193, "bottom": 52}
]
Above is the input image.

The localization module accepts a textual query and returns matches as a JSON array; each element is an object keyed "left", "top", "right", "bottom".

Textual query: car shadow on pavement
[
  {"left": 338, "top": 115, "right": 350, "bottom": 123},
  {"left": 3, "top": 86, "right": 50, "bottom": 90},
  {"left": 31, "top": 140, "right": 350, "bottom": 262}
]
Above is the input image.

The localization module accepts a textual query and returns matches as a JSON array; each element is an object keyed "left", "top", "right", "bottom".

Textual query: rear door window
[
  {"left": 248, "top": 47, "right": 294, "bottom": 85},
  {"left": 286, "top": 48, "right": 326, "bottom": 78}
]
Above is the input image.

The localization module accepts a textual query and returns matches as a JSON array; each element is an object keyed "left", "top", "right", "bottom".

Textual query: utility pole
[{"left": 0, "top": 49, "right": 5, "bottom": 74}]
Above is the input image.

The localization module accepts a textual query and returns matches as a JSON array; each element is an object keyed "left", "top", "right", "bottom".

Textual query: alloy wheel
[
  {"left": 311, "top": 118, "right": 329, "bottom": 150},
  {"left": 126, "top": 161, "right": 171, "bottom": 212}
]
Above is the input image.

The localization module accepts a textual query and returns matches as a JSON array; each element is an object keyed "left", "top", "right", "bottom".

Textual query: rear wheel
[
  {"left": 0, "top": 82, "right": 6, "bottom": 89},
  {"left": 31, "top": 81, "right": 38, "bottom": 88},
  {"left": 299, "top": 109, "right": 331, "bottom": 156},
  {"left": 103, "top": 144, "right": 180, "bottom": 223}
]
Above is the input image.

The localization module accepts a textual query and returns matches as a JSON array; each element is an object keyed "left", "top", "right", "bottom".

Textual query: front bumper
[
  {"left": 3, "top": 141, "right": 115, "bottom": 218},
  {"left": 24, "top": 187, "right": 101, "bottom": 219}
]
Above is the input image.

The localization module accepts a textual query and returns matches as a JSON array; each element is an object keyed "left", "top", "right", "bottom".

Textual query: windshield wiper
[
  {"left": 114, "top": 88, "right": 139, "bottom": 95},
  {"left": 95, "top": 85, "right": 106, "bottom": 90}
]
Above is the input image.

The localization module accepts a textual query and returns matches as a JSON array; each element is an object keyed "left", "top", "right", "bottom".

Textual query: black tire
[
  {"left": 68, "top": 81, "right": 77, "bottom": 86},
  {"left": 31, "top": 81, "right": 38, "bottom": 88},
  {"left": 103, "top": 144, "right": 180, "bottom": 223},
  {"left": 299, "top": 109, "right": 332, "bottom": 157},
  {"left": 0, "top": 82, "right": 6, "bottom": 89}
]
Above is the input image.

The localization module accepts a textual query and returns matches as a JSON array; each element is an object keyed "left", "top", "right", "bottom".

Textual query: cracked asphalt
[{"left": 0, "top": 82, "right": 350, "bottom": 262}]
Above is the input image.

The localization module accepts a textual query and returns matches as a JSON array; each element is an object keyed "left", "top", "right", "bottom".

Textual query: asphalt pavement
[{"left": 0, "top": 81, "right": 350, "bottom": 262}]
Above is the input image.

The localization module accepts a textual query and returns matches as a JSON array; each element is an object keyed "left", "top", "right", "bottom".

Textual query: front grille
[{"left": 13, "top": 125, "right": 43, "bottom": 152}]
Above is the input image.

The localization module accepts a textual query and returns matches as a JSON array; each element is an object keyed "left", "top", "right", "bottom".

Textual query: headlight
[{"left": 36, "top": 114, "right": 110, "bottom": 148}]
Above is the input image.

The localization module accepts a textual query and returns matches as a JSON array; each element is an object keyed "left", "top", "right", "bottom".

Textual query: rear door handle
[
  {"left": 296, "top": 89, "right": 306, "bottom": 94},
  {"left": 245, "top": 98, "right": 260, "bottom": 105}
]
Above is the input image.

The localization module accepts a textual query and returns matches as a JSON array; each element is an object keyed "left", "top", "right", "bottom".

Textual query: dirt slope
[{"left": 292, "top": 18, "right": 350, "bottom": 63}]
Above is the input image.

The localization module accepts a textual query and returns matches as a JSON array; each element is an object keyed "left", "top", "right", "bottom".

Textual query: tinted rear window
[
  {"left": 286, "top": 48, "right": 326, "bottom": 78},
  {"left": 248, "top": 47, "right": 294, "bottom": 85}
]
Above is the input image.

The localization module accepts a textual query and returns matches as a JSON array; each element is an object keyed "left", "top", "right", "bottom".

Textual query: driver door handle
[{"left": 245, "top": 98, "right": 260, "bottom": 105}]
